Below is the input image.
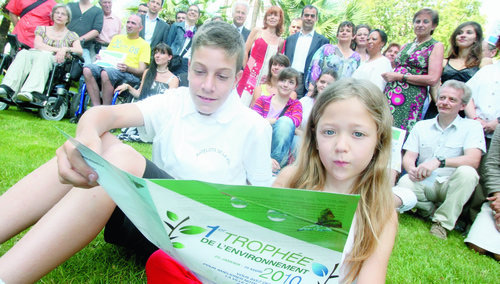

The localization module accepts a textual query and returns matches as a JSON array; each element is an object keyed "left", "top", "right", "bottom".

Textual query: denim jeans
[{"left": 271, "top": 116, "right": 296, "bottom": 167}]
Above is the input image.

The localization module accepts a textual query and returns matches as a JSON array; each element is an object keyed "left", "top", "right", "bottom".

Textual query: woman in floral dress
[{"left": 382, "top": 8, "right": 444, "bottom": 132}]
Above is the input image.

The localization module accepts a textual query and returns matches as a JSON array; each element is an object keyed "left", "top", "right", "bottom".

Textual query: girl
[
  {"left": 352, "top": 24, "right": 371, "bottom": 63},
  {"left": 297, "top": 68, "right": 337, "bottom": 137},
  {"left": 115, "top": 43, "right": 179, "bottom": 101},
  {"left": 251, "top": 53, "right": 296, "bottom": 107},
  {"left": 425, "top": 21, "right": 485, "bottom": 119},
  {"left": 274, "top": 78, "right": 397, "bottom": 283},
  {"left": 237, "top": 6, "right": 284, "bottom": 107},
  {"left": 253, "top": 67, "right": 302, "bottom": 172}
]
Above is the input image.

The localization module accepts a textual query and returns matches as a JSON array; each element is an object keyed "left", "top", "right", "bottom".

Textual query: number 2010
[{"left": 259, "top": 268, "right": 301, "bottom": 283}]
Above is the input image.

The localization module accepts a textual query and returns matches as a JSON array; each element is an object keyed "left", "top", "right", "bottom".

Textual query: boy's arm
[{"left": 57, "top": 104, "right": 145, "bottom": 188}]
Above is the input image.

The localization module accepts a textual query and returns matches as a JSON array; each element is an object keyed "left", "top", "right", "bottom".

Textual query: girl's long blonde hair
[{"left": 284, "top": 78, "right": 394, "bottom": 283}]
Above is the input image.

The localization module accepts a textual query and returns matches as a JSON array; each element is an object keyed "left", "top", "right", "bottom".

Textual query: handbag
[{"left": 169, "top": 36, "right": 192, "bottom": 72}]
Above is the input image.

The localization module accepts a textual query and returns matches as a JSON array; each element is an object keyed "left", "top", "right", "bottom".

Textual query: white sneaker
[{"left": 15, "top": 92, "right": 33, "bottom": 102}]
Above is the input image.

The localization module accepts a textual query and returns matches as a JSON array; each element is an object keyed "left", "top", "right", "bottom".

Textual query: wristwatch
[{"left": 437, "top": 156, "right": 446, "bottom": 168}]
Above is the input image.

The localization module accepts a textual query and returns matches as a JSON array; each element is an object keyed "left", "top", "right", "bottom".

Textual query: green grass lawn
[{"left": 1, "top": 107, "right": 499, "bottom": 283}]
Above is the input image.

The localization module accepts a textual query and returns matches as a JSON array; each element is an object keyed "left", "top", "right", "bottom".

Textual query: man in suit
[
  {"left": 284, "top": 5, "right": 329, "bottom": 98},
  {"left": 139, "top": 0, "right": 170, "bottom": 49},
  {"left": 167, "top": 4, "right": 200, "bottom": 75},
  {"left": 232, "top": 1, "right": 250, "bottom": 42}
]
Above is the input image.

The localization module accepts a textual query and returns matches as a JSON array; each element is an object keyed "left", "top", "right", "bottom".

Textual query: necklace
[{"left": 156, "top": 69, "right": 169, "bottom": 73}]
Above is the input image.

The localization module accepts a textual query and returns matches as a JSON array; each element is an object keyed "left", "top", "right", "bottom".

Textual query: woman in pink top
[{"left": 253, "top": 67, "right": 302, "bottom": 172}]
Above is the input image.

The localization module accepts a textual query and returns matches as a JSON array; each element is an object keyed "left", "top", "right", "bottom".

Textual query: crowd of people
[{"left": 0, "top": 0, "right": 499, "bottom": 283}]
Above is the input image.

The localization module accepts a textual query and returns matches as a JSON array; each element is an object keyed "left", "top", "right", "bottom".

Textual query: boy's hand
[{"left": 56, "top": 137, "right": 101, "bottom": 188}]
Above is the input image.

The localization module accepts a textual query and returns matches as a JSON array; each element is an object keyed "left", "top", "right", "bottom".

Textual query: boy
[{"left": 0, "top": 21, "right": 272, "bottom": 283}]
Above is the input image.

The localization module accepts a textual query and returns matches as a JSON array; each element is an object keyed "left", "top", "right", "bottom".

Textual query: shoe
[
  {"left": 15, "top": 92, "right": 33, "bottom": 102},
  {"left": 430, "top": 222, "right": 447, "bottom": 240},
  {"left": 0, "top": 87, "right": 7, "bottom": 98}
]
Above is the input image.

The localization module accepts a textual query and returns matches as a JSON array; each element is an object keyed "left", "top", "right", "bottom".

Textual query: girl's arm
[
  {"left": 285, "top": 100, "right": 303, "bottom": 128},
  {"left": 272, "top": 165, "right": 297, "bottom": 188},
  {"left": 251, "top": 85, "right": 263, "bottom": 108},
  {"left": 115, "top": 71, "right": 148, "bottom": 98},
  {"left": 357, "top": 210, "right": 398, "bottom": 283},
  {"left": 168, "top": 75, "right": 180, "bottom": 89}
]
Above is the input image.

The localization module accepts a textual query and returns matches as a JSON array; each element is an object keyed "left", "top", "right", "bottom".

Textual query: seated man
[
  {"left": 465, "top": 124, "right": 500, "bottom": 260},
  {"left": 0, "top": 21, "right": 272, "bottom": 283},
  {"left": 83, "top": 14, "right": 150, "bottom": 106},
  {"left": 398, "top": 80, "right": 485, "bottom": 239}
]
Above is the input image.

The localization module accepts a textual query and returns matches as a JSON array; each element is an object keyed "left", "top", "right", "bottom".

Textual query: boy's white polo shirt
[{"left": 137, "top": 87, "right": 273, "bottom": 186}]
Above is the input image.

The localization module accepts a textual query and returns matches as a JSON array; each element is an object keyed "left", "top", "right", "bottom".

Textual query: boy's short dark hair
[
  {"left": 278, "top": 67, "right": 301, "bottom": 86},
  {"left": 191, "top": 21, "right": 245, "bottom": 71}
]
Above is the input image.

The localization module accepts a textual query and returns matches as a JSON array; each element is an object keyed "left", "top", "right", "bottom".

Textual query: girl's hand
[
  {"left": 114, "top": 83, "right": 129, "bottom": 94},
  {"left": 55, "top": 137, "right": 101, "bottom": 188},
  {"left": 271, "top": 158, "right": 281, "bottom": 173},
  {"left": 267, "top": 118, "right": 277, "bottom": 125}
]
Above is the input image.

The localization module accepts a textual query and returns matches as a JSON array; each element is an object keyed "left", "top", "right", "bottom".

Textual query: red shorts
[{"left": 146, "top": 250, "right": 202, "bottom": 283}]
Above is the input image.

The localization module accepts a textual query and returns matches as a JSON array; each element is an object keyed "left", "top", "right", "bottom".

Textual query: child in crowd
[
  {"left": 252, "top": 67, "right": 302, "bottom": 172},
  {"left": 274, "top": 78, "right": 397, "bottom": 283},
  {"left": 291, "top": 69, "right": 337, "bottom": 161},
  {"left": 251, "top": 53, "right": 296, "bottom": 107},
  {"left": 0, "top": 21, "right": 273, "bottom": 283}
]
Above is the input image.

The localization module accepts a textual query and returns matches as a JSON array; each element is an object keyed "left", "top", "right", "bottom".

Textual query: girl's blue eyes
[
  {"left": 353, "top": 132, "right": 364, "bottom": 138},
  {"left": 323, "top": 130, "right": 365, "bottom": 137},
  {"left": 325, "top": 130, "right": 335, "bottom": 135}
]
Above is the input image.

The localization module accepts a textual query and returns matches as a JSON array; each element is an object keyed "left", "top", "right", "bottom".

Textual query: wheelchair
[
  {"left": 0, "top": 35, "right": 85, "bottom": 120},
  {"left": 69, "top": 76, "right": 135, "bottom": 123}
]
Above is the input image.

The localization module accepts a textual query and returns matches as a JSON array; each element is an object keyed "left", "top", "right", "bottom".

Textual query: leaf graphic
[
  {"left": 167, "top": 211, "right": 178, "bottom": 221},
  {"left": 179, "top": 225, "right": 206, "bottom": 235},
  {"left": 312, "top": 262, "right": 329, "bottom": 277},
  {"left": 172, "top": 242, "right": 184, "bottom": 249}
]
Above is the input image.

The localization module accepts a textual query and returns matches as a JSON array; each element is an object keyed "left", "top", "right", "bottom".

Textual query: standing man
[
  {"left": 175, "top": 11, "right": 186, "bottom": 23},
  {"left": 139, "top": 0, "right": 170, "bottom": 49},
  {"left": 288, "top": 18, "right": 302, "bottom": 35},
  {"left": 398, "top": 80, "right": 485, "bottom": 239},
  {"left": 138, "top": 3, "right": 148, "bottom": 15},
  {"left": 94, "top": 0, "right": 122, "bottom": 55},
  {"left": 83, "top": 14, "right": 150, "bottom": 106},
  {"left": 231, "top": 1, "right": 250, "bottom": 42},
  {"left": 67, "top": 0, "right": 104, "bottom": 64},
  {"left": 284, "top": 5, "right": 329, "bottom": 98},
  {"left": 167, "top": 4, "right": 200, "bottom": 75},
  {"left": 6, "top": 0, "right": 56, "bottom": 48}
]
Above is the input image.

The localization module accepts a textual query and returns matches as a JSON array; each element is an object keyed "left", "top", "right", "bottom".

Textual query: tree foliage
[{"left": 365, "top": 0, "right": 484, "bottom": 52}]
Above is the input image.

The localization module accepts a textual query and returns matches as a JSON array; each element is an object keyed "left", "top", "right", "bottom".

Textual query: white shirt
[
  {"left": 466, "top": 61, "right": 500, "bottom": 138},
  {"left": 144, "top": 16, "right": 158, "bottom": 44},
  {"left": 182, "top": 25, "right": 195, "bottom": 60},
  {"left": 291, "top": 31, "right": 315, "bottom": 73},
  {"left": 403, "top": 115, "right": 485, "bottom": 179},
  {"left": 137, "top": 87, "right": 273, "bottom": 186},
  {"left": 352, "top": 56, "right": 392, "bottom": 91}
]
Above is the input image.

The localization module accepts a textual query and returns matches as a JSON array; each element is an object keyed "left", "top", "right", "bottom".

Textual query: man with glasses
[{"left": 167, "top": 4, "right": 201, "bottom": 75}]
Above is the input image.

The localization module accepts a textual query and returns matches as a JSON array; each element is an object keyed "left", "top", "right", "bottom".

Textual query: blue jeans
[{"left": 271, "top": 116, "right": 296, "bottom": 167}]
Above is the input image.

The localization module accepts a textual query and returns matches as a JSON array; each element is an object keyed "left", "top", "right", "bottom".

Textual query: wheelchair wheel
[
  {"left": 0, "top": 102, "right": 8, "bottom": 110},
  {"left": 69, "top": 91, "right": 90, "bottom": 121},
  {"left": 39, "top": 96, "right": 68, "bottom": 121}
]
